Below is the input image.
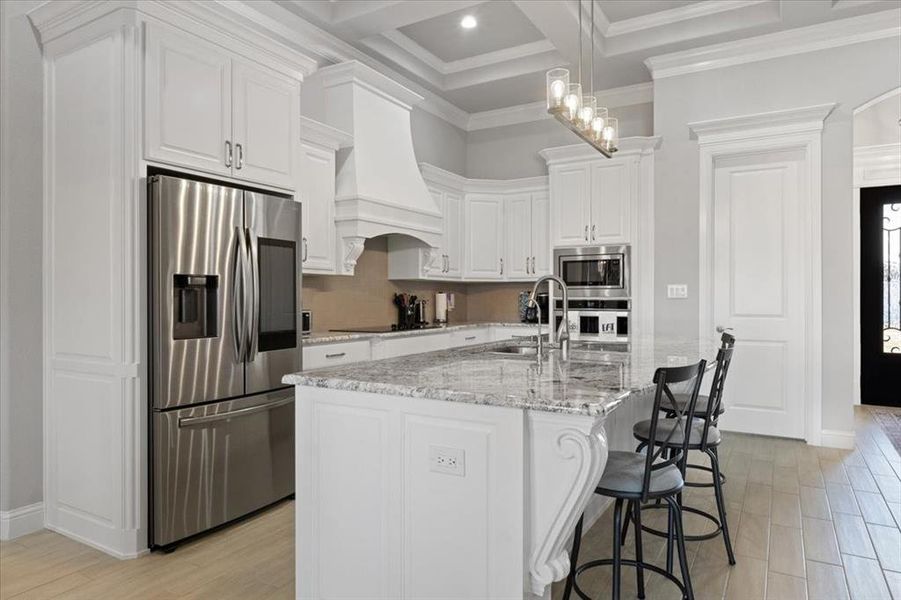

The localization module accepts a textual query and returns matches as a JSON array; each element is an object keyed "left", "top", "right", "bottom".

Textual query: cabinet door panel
[
  {"left": 444, "top": 191, "right": 463, "bottom": 278},
  {"left": 145, "top": 24, "right": 232, "bottom": 175},
  {"left": 551, "top": 164, "right": 591, "bottom": 246},
  {"left": 465, "top": 194, "right": 504, "bottom": 279},
  {"left": 590, "top": 161, "right": 630, "bottom": 244},
  {"left": 232, "top": 61, "right": 299, "bottom": 189},
  {"left": 299, "top": 142, "right": 335, "bottom": 271},
  {"left": 531, "top": 192, "right": 551, "bottom": 277},
  {"left": 505, "top": 193, "right": 532, "bottom": 279}
]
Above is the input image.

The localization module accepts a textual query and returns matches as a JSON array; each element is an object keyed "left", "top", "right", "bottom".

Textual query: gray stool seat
[
  {"left": 633, "top": 418, "right": 722, "bottom": 447},
  {"left": 595, "top": 451, "right": 684, "bottom": 498},
  {"left": 661, "top": 393, "right": 725, "bottom": 417}
]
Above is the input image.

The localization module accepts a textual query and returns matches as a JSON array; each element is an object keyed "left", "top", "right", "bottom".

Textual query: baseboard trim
[
  {"left": 43, "top": 522, "right": 149, "bottom": 560},
  {"left": 819, "top": 429, "right": 856, "bottom": 450},
  {"left": 0, "top": 502, "right": 44, "bottom": 540}
]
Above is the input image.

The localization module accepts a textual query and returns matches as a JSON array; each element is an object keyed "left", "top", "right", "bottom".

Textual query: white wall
[
  {"left": 0, "top": 0, "right": 44, "bottom": 515},
  {"left": 854, "top": 91, "right": 901, "bottom": 147},
  {"left": 411, "top": 107, "right": 467, "bottom": 176},
  {"left": 653, "top": 37, "right": 901, "bottom": 434},
  {"left": 465, "top": 102, "right": 654, "bottom": 179}
]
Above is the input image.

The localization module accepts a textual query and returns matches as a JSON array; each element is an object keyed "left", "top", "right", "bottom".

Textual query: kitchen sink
[
  {"left": 484, "top": 344, "right": 540, "bottom": 356},
  {"left": 571, "top": 340, "right": 629, "bottom": 353}
]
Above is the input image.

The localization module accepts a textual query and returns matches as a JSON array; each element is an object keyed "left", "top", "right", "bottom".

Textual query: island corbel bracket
[{"left": 527, "top": 412, "right": 609, "bottom": 596}]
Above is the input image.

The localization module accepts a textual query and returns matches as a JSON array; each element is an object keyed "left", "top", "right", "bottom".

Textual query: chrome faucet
[{"left": 529, "top": 274, "right": 570, "bottom": 361}]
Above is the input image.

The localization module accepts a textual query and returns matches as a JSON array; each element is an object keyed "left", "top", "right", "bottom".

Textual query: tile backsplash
[{"left": 302, "top": 236, "right": 532, "bottom": 332}]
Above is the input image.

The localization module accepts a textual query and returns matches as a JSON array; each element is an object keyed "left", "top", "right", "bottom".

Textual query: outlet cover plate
[
  {"left": 667, "top": 284, "right": 688, "bottom": 299},
  {"left": 429, "top": 445, "right": 465, "bottom": 477}
]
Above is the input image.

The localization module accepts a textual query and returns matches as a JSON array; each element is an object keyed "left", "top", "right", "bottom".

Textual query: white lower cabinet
[
  {"left": 451, "top": 328, "right": 491, "bottom": 347},
  {"left": 303, "top": 340, "right": 371, "bottom": 369},
  {"left": 371, "top": 332, "right": 453, "bottom": 360}
]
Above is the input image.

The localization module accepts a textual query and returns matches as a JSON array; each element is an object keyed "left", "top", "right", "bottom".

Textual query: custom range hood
[{"left": 303, "top": 61, "right": 442, "bottom": 274}]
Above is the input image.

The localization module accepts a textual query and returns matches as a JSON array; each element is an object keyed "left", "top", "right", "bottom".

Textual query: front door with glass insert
[{"left": 861, "top": 185, "right": 901, "bottom": 406}]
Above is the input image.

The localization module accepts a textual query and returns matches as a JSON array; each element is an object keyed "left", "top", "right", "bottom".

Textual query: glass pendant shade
[
  {"left": 578, "top": 96, "right": 596, "bottom": 132},
  {"left": 590, "top": 107, "right": 608, "bottom": 142},
  {"left": 602, "top": 117, "right": 619, "bottom": 151},
  {"left": 562, "top": 83, "right": 582, "bottom": 121},
  {"left": 546, "top": 68, "right": 570, "bottom": 111}
]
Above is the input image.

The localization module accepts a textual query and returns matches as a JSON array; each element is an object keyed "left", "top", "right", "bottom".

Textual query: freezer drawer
[{"left": 152, "top": 391, "right": 295, "bottom": 547}]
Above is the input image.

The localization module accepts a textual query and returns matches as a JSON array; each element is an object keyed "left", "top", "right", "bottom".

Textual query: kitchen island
[{"left": 284, "top": 337, "right": 716, "bottom": 599}]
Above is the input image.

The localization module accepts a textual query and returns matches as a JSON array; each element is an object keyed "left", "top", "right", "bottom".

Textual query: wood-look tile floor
[
  {"left": 0, "top": 500, "right": 294, "bottom": 599},
  {"left": 2, "top": 407, "right": 900, "bottom": 599},
  {"left": 553, "top": 406, "right": 901, "bottom": 600}
]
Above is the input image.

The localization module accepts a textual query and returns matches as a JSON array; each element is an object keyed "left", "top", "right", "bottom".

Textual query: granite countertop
[
  {"left": 284, "top": 336, "right": 718, "bottom": 416},
  {"left": 302, "top": 321, "right": 537, "bottom": 346}
]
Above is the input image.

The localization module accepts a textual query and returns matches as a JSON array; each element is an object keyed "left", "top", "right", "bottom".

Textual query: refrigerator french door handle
[
  {"left": 245, "top": 228, "right": 260, "bottom": 362},
  {"left": 177, "top": 395, "right": 294, "bottom": 427},
  {"left": 233, "top": 226, "right": 249, "bottom": 362}
]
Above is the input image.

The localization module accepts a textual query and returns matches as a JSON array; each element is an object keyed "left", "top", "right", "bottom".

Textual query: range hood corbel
[{"left": 305, "top": 61, "right": 443, "bottom": 275}]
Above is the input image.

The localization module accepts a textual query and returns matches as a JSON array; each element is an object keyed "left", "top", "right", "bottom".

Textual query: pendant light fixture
[{"left": 546, "top": 0, "right": 618, "bottom": 157}]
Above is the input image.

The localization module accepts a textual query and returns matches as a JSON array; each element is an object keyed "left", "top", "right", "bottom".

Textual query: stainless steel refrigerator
[{"left": 148, "top": 174, "right": 301, "bottom": 549}]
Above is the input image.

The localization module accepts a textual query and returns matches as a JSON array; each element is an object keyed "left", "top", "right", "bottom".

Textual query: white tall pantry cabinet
[{"left": 28, "top": 2, "right": 314, "bottom": 558}]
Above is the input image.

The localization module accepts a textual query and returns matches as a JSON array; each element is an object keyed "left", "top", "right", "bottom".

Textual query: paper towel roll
[{"left": 435, "top": 293, "right": 447, "bottom": 323}]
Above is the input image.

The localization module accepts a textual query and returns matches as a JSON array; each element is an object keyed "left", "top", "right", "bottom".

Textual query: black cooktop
[{"left": 329, "top": 324, "right": 442, "bottom": 334}]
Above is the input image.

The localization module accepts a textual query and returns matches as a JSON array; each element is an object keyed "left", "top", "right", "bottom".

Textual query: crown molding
[
  {"left": 688, "top": 103, "right": 836, "bottom": 143},
  {"left": 539, "top": 136, "right": 662, "bottom": 164},
  {"left": 467, "top": 82, "right": 654, "bottom": 132},
  {"left": 419, "top": 163, "right": 547, "bottom": 193},
  {"left": 316, "top": 60, "right": 423, "bottom": 110},
  {"left": 300, "top": 117, "right": 353, "bottom": 150},
  {"left": 645, "top": 8, "right": 901, "bottom": 79},
  {"left": 28, "top": 0, "right": 319, "bottom": 77},
  {"left": 606, "top": 0, "right": 771, "bottom": 37}
]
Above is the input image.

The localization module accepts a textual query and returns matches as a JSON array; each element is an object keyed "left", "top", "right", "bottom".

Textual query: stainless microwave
[{"left": 554, "top": 245, "right": 630, "bottom": 299}]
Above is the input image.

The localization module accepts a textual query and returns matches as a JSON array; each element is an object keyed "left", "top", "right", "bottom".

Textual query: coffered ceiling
[{"left": 277, "top": 0, "right": 900, "bottom": 115}]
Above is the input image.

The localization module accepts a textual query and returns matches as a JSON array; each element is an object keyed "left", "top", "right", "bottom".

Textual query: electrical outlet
[
  {"left": 667, "top": 284, "right": 688, "bottom": 299},
  {"left": 429, "top": 445, "right": 465, "bottom": 477},
  {"left": 667, "top": 355, "right": 689, "bottom": 366}
]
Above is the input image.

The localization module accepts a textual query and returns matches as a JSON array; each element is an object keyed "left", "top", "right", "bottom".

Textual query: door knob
[{"left": 715, "top": 326, "right": 734, "bottom": 333}]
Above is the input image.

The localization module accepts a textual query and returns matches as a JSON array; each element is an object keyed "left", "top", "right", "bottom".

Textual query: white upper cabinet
[
  {"left": 550, "top": 163, "right": 592, "bottom": 246},
  {"left": 531, "top": 191, "right": 551, "bottom": 277},
  {"left": 145, "top": 24, "right": 232, "bottom": 176},
  {"left": 232, "top": 61, "right": 300, "bottom": 189},
  {"left": 548, "top": 156, "right": 634, "bottom": 247},
  {"left": 464, "top": 193, "right": 505, "bottom": 279},
  {"left": 590, "top": 161, "right": 631, "bottom": 244},
  {"left": 145, "top": 24, "right": 300, "bottom": 190},
  {"left": 298, "top": 117, "right": 352, "bottom": 274},
  {"left": 443, "top": 191, "right": 463, "bottom": 278},
  {"left": 505, "top": 193, "right": 532, "bottom": 279}
]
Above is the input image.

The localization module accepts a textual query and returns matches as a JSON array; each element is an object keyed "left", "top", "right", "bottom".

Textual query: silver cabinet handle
[
  {"left": 236, "top": 143, "right": 244, "bottom": 169},
  {"left": 443, "top": 254, "right": 448, "bottom": 273},
  {"left": 526, "top": 256, "right": 530, "bottom": 274},
  {"left": 302, "top": 237, "right": 308, "bottom": 263},
  {"left": 531, "top": 257, "right": 536, "bottom": 274},
  {"left": 225, "top": 141, "right": 233, "bottom": 168},
  {"left": 179, "top": 395, "right": 294, "bottom": 427},
  {"left": 584, "top": 225, "right": 589, "bottom": 241},
  {"left": 465, "top": 336, "right": 476, "bottom": 341},
  {"left": 591, "top": 225, "right": 596, "bottom": 241},
  {"left": 500, "top": 257, "right": 504, "bottom": 275},
  {"left": 325, "top": 352, "right": 346, "bottom": 359}
]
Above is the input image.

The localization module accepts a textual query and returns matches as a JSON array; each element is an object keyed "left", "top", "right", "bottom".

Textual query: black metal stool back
[
  {"left": 695, "top": 346, "right": 734, "bottom": 453},
  {"left": 640, "top": 360, "right": 707, "bottom": 504}
]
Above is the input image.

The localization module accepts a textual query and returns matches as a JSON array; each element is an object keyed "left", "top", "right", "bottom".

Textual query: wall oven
[
  {"left": 554, "top": 245, "right": 630, "bottom": 299},
  {"left": 554, "top": 299, "right": 630, "bottom": 343}
]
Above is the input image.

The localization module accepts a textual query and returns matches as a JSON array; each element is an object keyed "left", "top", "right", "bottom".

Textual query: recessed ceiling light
[{"left": 460, "top": 15, "right": 477, "bottom": 29}]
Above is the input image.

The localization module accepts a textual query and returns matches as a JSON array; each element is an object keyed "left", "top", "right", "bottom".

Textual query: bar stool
[
  {"left": 629, "top": 345, "right": 736, "bottom": 566},
  {"left": 661, "top": 333, "right": 735, "bottom": 488},
  {"left": 563, "top": 360, "right": 707, "bottom": 600}
]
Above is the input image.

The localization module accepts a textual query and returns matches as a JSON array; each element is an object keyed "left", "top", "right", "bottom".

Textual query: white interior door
[{"left": 713, "top": 152, "right": 806, "bottom": 439}]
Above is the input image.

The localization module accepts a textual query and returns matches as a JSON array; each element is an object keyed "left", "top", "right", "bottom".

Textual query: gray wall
[
  {"left": 464, "top": 102, "right": 654, "bottom": 179},
  {"left": 0, "top": 0, "right": 44, "bottom": 513},
  {"left": 653, "top": 37, "right": 901, "bottom": 433},
  {"left": 411, "top": 107, "right": 467, "bottom": 175}
]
